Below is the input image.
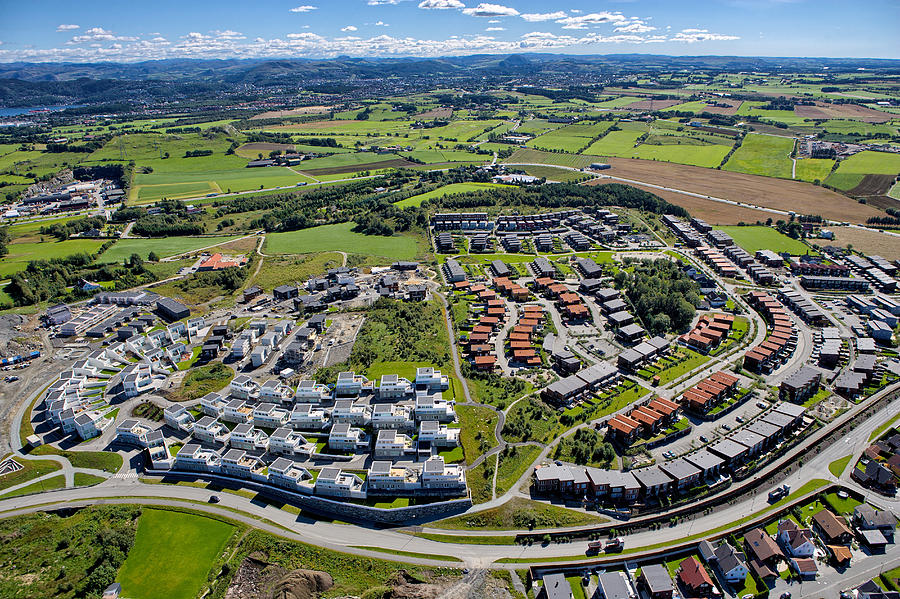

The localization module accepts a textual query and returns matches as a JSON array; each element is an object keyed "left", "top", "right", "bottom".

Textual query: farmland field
[
  {"left": 265, "top": 222, "right": 420, "bottom": 259},
  {"left": 582, "top": 129, "right": 644, "bottom": 157},
  {"left": 1, "top": 239, "right": 106, "bottom": 278},
  {"left": 717, "top": 226, "right": 814, "bottom": 255},
  {"left": 584, "top": 157, "right": 884, "bottom": 223},
  {"left": 117, "top": 509, "right": 235, "bottom": 599},
  {"left": 521, "top": 165, "right": 591, "bottom": 182},
  {"left": 631, "top": 143, "right": 731, "bottom": 168},
  {"left": 394, "top": 182, "right": 514, "bottom": 208},
  {"left": 724, "top": 133, "right": 794, "bottom": 178},
  {"left": 821, "top": 226, "right": 900, "bottom": 261},
  {"left": 503, "top": 147, "right": 599, "bottom": 169},
  {"left": 133, "top": 167, "right": 314, "bottom": 203},
  {"left": 826, "top": 151, "right": 900, "bottom": 191},
  {"left": 795, "top": 158, "right": 835, "bottom": 182},
  {"left": 99, "top": 235, "right": 247, "bottom": 263}
]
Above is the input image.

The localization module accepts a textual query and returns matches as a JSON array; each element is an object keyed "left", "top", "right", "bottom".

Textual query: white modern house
[
  {"left": 294, "top": 379, "right": 330, "bottom": 403},
  {"left": 328, "top": 422, "right": 366, "bottom": 451},
  {"left": 163, "top": 404, "right": 195, "bottom": 432},
  {"left": 374, "top": 429, "right": 413, "bottom": 457},
  {"left": 192, "top": 416, "right": 231, "bottom": 445},
  {"left": 290, "top": 403, "right": 330, "bottom": 430},
  {"left": 314, "top": 467, "right": 365, "bottom": 498},
  {"left": 230, "top": 375, "right": 261, "bottom": 400}
]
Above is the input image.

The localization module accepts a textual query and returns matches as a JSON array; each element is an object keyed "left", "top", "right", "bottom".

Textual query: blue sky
[{"left": 0, "top": 0, "right": 897, "bottom": 63}]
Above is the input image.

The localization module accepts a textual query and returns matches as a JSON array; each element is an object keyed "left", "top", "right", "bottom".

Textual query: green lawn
[
  {"left": 118, "top": 509, "right": 236, "bottom": 599},
  {"left": 394, "top": 182, "right": 514, "bottom": 208},
  {"left": 170, "top": 362, "right": 234, "bottom": 401},
  {"left": 638, "top": 348, "right": 710, "bottom": 386},
  {"left": 100, "top": 235, "right": 246, "bottom": 263},
  {"left": 1, "top": 239, "right": 106, "bottom": 278},
  {"left": 265, "top": 222, "right": 419, "bottom": 259},
  {"left": 29, "top": 447, "right": 123, "bottom": 473},
  {"left": 717, "top": 226, "right": 814, "bottom": 255},
  {"left": 458, "top": 404, "right": 499, "bottom": 465},
  {"left": 583, "top": 130, "right": 645, "bottom": 157},
  {"left": 495, "top": 445, "right": 542, "bottom": 496},
  {"left": 724, "top": 133, "right": 795, "bottom": 178},
  {"left": 823, "top": 491, "right": 862, "bottom": 516},
  {"left": 0, "top": 474, "right": 65, "bottom": 499},
  {"left": 431, "top": 497, "right": 606, "bottom": 531},
  {"left": 0, "top": 456, "right": 61, "bottom": 492}
]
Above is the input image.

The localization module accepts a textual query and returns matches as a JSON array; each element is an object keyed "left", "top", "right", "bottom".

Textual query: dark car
[{"left": 209, "top": 495, "right": 220, "bottom": 504}]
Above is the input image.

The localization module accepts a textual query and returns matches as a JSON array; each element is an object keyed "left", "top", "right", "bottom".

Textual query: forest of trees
[
  {"left": 5, "top": 250, "right": 155, "bottom": 307},
  {"left": 40, "top": 215, "right": 106, "bottom": 240},
  {"left": 615, "top": 258, "right": 701, "bottom": 334}
]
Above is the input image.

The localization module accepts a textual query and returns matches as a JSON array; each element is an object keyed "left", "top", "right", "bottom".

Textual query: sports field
[
  {"left": 724, "top": 133, "right": 794, "bottom": 178},
  {"left": 394, "top": 182, "right": 514, "bottom": 208},
  {"left": 117, "top": 509, "right": 235, "bottom": 599},
  {"left": 99, "top": 235, "right": 247, "bottom": 263},
  {"left": 826, "top": 150, "right": 900, "bottom": 191},
  {"left": 1, "top": 239, "right": 106, "bottom": 278},
  {"left": 265, "top": 222, "right": 420, "bottom": 259},
  {"left": 717, "top": 226, "right": 814, "bottom": 255}
]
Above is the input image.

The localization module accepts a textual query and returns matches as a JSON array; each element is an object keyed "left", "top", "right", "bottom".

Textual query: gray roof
[
  {"left": 773, "top": 402, "right": 806, "bottom": 419},
  {"left": 745, "top": 420, "right": 780, "bottom": 440},
  {"left": 685, "top": 449, "right": 725, "bottom": 472},
  {"left": 232, "top": 422, "right": 253, "bottom": 435},
  {"left": 731, "top": 429, "right": 766, "bottom": 449},
  {"left": 632, "top": 466, "right": 673, "bottom": 488},
  {"left": 659, "top": 458, "right": 701, "bottom": 481},
  {"left": 709, "top": 438, "right": 748, "bottom": 460},
  {"left": 541, "top": 573, "right": 572, "bottom": 599},
  {"left": 598, "top": 572, "right": 632, "bottom": 599},
  {"left": 641, "top": 564, "right": 673, "bottom": 595}
]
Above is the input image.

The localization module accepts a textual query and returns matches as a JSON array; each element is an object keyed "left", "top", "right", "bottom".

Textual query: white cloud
[
  {"left": 614, "top": 21, "right": 656, "bottom": 33},
  {"left": 418, "top": 0, "right": 464, "bottom": 8},
  {"left": 69, "top": 27, "right": 138, "bottom": 44},
  {"left": 289, "top": 5, "right": 317, "bottom": 12},
  {"left": 462, "top": 3, "right": 519, "bottom": 17},
  {"left": 520, "top": 11, "right": 567, "bottom": 22},
  {"left": 556, "top": 12, "right": 626, "bottom": 29},
  {"left": 369, "top": 0, "right": 406, "bottom": 4},
  {"left": 56, "top": 24, "right": 80, "bottom": 32},
  {"left": 375, "top": 21, "right": 388, "bottom": 26},
  {"left": 671, "top": 28, "right": 739, "bottom": 42},
  {"left": 486, "top": 26, "right": 505, "bottom": 31},
  {"left": 341, "top": 25, "right": 358, "bottom": 32},
  {"left": 213, "top": 30, "right": 246, "bottom": 40}
]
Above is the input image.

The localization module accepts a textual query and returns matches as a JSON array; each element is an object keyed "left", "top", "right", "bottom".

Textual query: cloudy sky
[{"left": 0, "top": 0, "right": 897, "bottom": 63}]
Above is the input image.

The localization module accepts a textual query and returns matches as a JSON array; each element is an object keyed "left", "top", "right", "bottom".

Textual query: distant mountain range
[
  {"left": 1, "top": 53, "right": 898, "bottom": 109},
  {"left": 1, "top": 53, "right": 899, "bottom": 83}
]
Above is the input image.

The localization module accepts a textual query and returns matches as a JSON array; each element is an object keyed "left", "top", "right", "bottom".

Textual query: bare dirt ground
[
  {"left": 605, "top": 183, "right": 775, "bottom": 224},
  {"left": 696, "top": 99, "right": 743, "bottom": 115},
  {"left": 626, "top": 99, "right": 682, "bottom": 110},
  {"left": 849, "top": 174, "right": 896, "bottom": 196},
  {"left": 584, "top": 157, "right": 886, "bottom": 222},
  {"left": 250, "top": 106, "right": 332, "bottom": 120},
  {"left": 821, "top": 226, "right": 900, "bottom": 261},
  {"left": 794, "top": 102, "right": 892, "bottom": 123},
  {"left": 419, "top": 107, "right": 453, "bottom": 119}
]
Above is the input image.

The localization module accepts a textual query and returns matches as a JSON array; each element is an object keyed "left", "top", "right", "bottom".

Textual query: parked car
[
  {"left": 209, "top": 495, "right": 220, "bottom": 504},
  {"left": 699, "top": 435, "right": 708, "bottom": 443}
]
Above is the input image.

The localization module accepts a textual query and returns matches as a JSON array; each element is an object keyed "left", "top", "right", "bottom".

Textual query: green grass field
[
  {"left": 1, "top": 239, "right": 106, "bottom": 278},
  {"left": 99, "top": 235, "right": 246, "bottom": 263},
  {"left": 795, "top": 158, "right": 835, "bottom": 182},
  {"left": 724, "top": 133, "right": 795, "bottom": 178},
  {"left": 828, "top": 455, "right": 853, "bottom": 478},
  {"left": 503, "top": 147, "right": 599, "bottom": 169},
  {"left": 265, "top": 222, "right": 419, "bottom": 259},
  {"left": 249, "top": 252, "right": 343, "bottom": 291},
  {"left": 521, "top": 165, "right": 590, "bottom": 182},
  {"left": 631, "top": 143, "right": 732, "bottom": 168},
  {"left": 826, "top": 150, "right": 900, "bottom": 190},
  {"left": 582, "top": 130, "right": 644, "bottom": 157},
  {"left": 118, "top": 509, "right": 235, "bottom": 599},
  {"left": 495, "top": 445, "right": 542, "bottom": 496},
  {"left": 394, "top": 182, "right": 514, "bottom": 208},
  {"left": 717, "top": 225, "right": 815, "bottom": 254}
]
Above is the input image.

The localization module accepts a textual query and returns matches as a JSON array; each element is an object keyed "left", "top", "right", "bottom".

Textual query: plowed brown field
[{"left": 584, "top": 157, "right": 885, "bottom": 223}]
